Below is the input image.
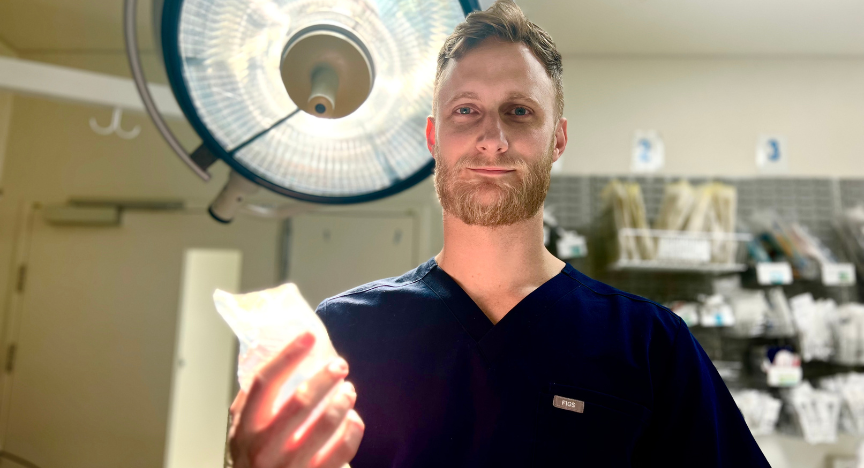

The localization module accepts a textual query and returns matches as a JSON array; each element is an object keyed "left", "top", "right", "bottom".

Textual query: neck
[{"left": 434, "top": 207, "right": 565, "bottom": 323}]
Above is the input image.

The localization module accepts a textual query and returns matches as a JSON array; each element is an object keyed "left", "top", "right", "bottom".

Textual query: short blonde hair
[{"left": 433, "top": 0, "right": 564, "bottom": 120}]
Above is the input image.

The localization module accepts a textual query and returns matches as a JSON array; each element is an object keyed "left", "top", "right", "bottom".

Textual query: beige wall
[
  {"left": 0, "top": 38, "right": 17, "bottom": 192},
  {"left": 0, "top": 50, "right": 437, "bottom": 465},
  {"left": 559, "top": 56, "right": 864, "bottom": 177},
  {"left": 0, "top": 49, "right": 229, "bottom": 349},
  {"left": 0, "top": 63, "right": 444, "bottom": 341},
  {"left": 0, "top": 40, "right": 17, "bottom": 329}
]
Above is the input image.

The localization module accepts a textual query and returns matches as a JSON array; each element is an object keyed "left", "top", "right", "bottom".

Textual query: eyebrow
[
  {"left": 445, "top": 91, "right": 479, "bottom": 105},
  {"left": 445, "top": 91, "right": 542, "bottom": 107},
  {"left": 505, "top": 92, "right": 541, "bottom": 106}
]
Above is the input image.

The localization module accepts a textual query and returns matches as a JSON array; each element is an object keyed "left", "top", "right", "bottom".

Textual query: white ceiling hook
[{"left": 89, "top": 107, "right": 141, "bottom": 140}]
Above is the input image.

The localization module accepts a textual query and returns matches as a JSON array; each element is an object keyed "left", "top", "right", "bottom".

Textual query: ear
[
  {"left": 551, "top": 117, "right": 568, "bottom": 163},
  {"left": 425, "top": 116, "right": 437, "bottom": 156}
]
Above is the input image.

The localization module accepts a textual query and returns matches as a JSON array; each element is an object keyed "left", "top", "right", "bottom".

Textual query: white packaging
[
  {"left": 728, "top": 290, "right": 769, "bottom": 337},
  {"left": 822, "top": 373, "right": 864, "bottom": 435},
  {"left": 699, "top": 294, "right": 736, "bottom": 327},
  {"left": 787, "top": 382, "right": 842, "bottom": 444},
  {"left": 790, "top": 293, "right": 837, "bottom": 362},
  {"left": 214, "top": 283, "right": 338, "bottom": 411},
  {"left": 732, "top": 389, "right": 782, "bottom": 435}
]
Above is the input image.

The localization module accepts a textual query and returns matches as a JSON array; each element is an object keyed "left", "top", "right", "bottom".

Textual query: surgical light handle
[{"left": 123, "top": 0, "right": 211, "bottom": 181}]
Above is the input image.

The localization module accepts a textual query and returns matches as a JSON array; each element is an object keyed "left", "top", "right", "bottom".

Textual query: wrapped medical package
[{"left": 214, "top": 283, "right": 338, "bottom": 409}]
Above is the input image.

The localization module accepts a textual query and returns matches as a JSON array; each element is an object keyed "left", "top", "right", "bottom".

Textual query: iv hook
[{"left": 89, "top": 108, "right": 141, "bottom": 139}]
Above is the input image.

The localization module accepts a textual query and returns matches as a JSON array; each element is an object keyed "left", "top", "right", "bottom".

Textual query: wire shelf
[
  {"left": 611, "top": 229, "right": 752, "bottom": 274},
  {"left": 611, "top": 259, "right": 748, "bottom": 273}
]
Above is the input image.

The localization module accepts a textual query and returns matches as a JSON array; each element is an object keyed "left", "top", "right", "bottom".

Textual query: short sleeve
[{"left": 638, "top": 318, "right": 770, "bottom": 467}]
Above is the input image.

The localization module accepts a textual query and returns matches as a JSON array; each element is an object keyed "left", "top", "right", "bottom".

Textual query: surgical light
[{"left": 126, "top": 0, "right": 478, "bottom": 222}]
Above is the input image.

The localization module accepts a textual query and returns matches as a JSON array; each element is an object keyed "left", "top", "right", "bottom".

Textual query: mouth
[{"left": 467, "top": 167, "right": 516, "bottom": 176}]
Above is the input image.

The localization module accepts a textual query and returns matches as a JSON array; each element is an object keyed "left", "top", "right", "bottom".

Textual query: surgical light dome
[{"left": 126, "top": 0, "right": 477, "bottom": 221}]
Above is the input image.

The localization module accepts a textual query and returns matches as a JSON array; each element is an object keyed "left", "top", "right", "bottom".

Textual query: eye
[
  {"left": 512, "top": 106, "right": 529, "bottom": 116},
  {"left": 456, "top": 107, "right": 472, "bottom": 115}
]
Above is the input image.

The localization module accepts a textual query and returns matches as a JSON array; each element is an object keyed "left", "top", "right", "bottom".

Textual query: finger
[
  {"left": 241, "top": 332, "right": 316, "bottom": 431},
  {"left": 294, "top": 381, "right": 356, "bottom": 455},
  {"left": 261, "top": 359, "right": 350, "bottom": 451},
  {"left": 312, "top": 409, "right": 366, "bottom": 468},
  {"left": 230, "top": 390, "right": 247, "bottom": 417},
  {"left": 228, "top": 390, "right": 247, "bottom": 449}
]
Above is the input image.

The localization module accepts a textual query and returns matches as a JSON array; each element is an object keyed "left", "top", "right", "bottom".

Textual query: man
[{"left": 228, "top": 1, "right": 771, "bottom": 467}]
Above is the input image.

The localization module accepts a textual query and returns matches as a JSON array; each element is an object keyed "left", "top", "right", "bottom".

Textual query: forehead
[{"left": 437, "top": 39, "right": 554, "bottom": 108}]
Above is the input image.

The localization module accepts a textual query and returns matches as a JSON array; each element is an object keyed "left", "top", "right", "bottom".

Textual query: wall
[
  {"left": 0, "top": 96, "right": 220, "bottom": 334},
  {"left": 559, "top": 56, "right": 864, "bottom": 177},
  {"left": 0, "top": 55, "right": 444, "bottom": 342},
  {"left": 0, "top": 49, "right": 443, "bottom": 468},
  {"left": 0, "top": 38, "right": 16, "bottom": 192}
]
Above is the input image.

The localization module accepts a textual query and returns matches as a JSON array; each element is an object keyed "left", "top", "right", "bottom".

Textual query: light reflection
[{"left": 176, "top": 0, "right": 464, "bottom": 196}]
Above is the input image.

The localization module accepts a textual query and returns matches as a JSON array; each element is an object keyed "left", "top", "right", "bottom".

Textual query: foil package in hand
[{"left": 214, "top": 284, "right": 337, "bottom": 409}]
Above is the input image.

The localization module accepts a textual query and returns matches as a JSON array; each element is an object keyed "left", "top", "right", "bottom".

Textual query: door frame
[{"left": 0, "top": 201, "right": 37, "bottom": 450}]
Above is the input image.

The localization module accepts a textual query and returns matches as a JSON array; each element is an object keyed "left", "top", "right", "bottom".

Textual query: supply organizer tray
[{"left": 610, "top": 228, "right": 752, "bottom": 274}]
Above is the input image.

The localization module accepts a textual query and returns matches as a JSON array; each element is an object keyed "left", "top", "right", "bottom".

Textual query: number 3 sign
[{"left": 756, "top": 135, "right": 789, "bottom": 173}]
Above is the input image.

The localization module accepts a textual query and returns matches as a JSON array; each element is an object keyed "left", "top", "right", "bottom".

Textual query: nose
[{"left": 476, "top": 114, "right": 508, "bottom": 156}]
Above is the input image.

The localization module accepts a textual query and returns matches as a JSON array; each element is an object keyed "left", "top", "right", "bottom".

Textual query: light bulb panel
[{"left": 161, "top": 0, "right": 468, "bottom": 203}]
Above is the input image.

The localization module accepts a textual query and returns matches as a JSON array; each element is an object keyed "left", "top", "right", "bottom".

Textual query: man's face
[{"left": 427, "top": 39, "right": 567, "bottom": 227}]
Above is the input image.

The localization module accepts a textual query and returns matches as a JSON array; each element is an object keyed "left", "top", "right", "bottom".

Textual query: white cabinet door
[
  {"left": 0, "top": 209, "right": 281, "bottom": 468},
  {"left": 288, "top": 212, "right": 417, "bottom": 309}
]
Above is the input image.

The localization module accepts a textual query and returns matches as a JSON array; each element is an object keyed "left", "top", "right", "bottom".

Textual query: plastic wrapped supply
[
  {"left": 833, "top": 303, "right": 864, "bottom": 366},
  {"left": 789, "top": 293, "right": 837, "bottom": 362},
  {"left": 764, "top": 288, "right": 797, "bottom": 338},
  {"left": 837, "top": 206, "right": 864, "bottom": 277},
  {"left": 667, "top": 301, "right": 699, "bottom": 327},
  {"left": 748, "top": 210, "right": 834, "bottom": 280},
  {"left": 821, "top": 373, "right": 864, "bottom": 435},
  {"left": 602, "top": 180, "right": 738, "bottom": 266},
  {"left": 732, "top": 390, "right": 782, "bottom": 436},
  {"left": 542, "top": 208, "right": 588, "bottom": 260},
  {"left": 715, "top": 274, "right": 795, "bottom": 336},
  {"left": 698, "top": 294, "right": 736, "bottom": 327},
  {"left": 602, "top": 180, "right": 654, "bottom": 261},
  {"left": 654, "top": 180, "right": 696, "bottom": 232},
  {"left": 784, "top": 382, "right": 842, "bottom": 444},
  {"left": 213, "top": 284, "right": 338, "bottom": 410},
  {"left": 603, "top": 179, "right": 739, "bottom": 266},
  {"left": 684, "top": 183, "right": 737, "bottom": 264},
  {"left": 726, "top": 289, "right": 769, "bottom": 337}
]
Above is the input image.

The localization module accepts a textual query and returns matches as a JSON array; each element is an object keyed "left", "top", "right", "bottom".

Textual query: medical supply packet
[{"left": 213, "top": 283, "right": 338, "bottom": 410}]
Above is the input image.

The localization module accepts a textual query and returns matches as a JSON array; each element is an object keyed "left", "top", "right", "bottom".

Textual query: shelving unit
[
  {"left": 611, "top": 259, "right": 748, "bottom": 273},
  {"left": 546, "top": 174, "right": 864, "bottom": 453}
]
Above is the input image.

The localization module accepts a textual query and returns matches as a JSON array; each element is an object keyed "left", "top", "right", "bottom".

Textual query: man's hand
[{"left": 228, "top": 332, "right": 365, "bottom": 468}]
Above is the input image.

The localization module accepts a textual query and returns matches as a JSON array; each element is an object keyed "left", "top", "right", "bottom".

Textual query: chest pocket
[{"left": 532, "top": 383, "right": 651, "bottom": 467}]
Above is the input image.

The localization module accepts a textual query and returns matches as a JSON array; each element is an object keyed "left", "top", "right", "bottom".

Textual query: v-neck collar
[{"left": 419, "top": 258, "right": 582, "bottom": 363}]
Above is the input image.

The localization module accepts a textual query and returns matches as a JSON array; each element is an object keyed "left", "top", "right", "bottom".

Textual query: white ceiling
[
  {"left": 0, "top": 0, "right": 863, "bottom": 57},
  {"left": 516, "top": 0, "right": 864, "bottom": 56}
]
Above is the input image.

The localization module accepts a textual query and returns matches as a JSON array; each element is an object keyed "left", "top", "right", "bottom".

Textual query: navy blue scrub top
[{"left": 316, "top": 258, "right": 769, "bottom": 467}]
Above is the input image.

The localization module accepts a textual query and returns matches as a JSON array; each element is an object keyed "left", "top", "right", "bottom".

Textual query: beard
[{"left": 433, "top": 138, "right": 555, "bottom": 227}]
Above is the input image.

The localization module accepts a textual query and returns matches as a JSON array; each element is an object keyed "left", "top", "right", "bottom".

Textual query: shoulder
[
  {"left": 315, "top": 259, "right": 436, "bottom": 317},
  {"left": 560, "top": 264, "right": 686, "bottom": 342},
  {"left": 558, "top": 267, "right": 698, "bottom": 399}
]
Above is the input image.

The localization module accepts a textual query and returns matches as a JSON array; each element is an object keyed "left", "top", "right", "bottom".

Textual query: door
[
  {"left": 288, "top": 211, "right": 417, "bottom": 309},
  {"left": 0, "top": 207, "right": 281, "bottom": 468}
]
